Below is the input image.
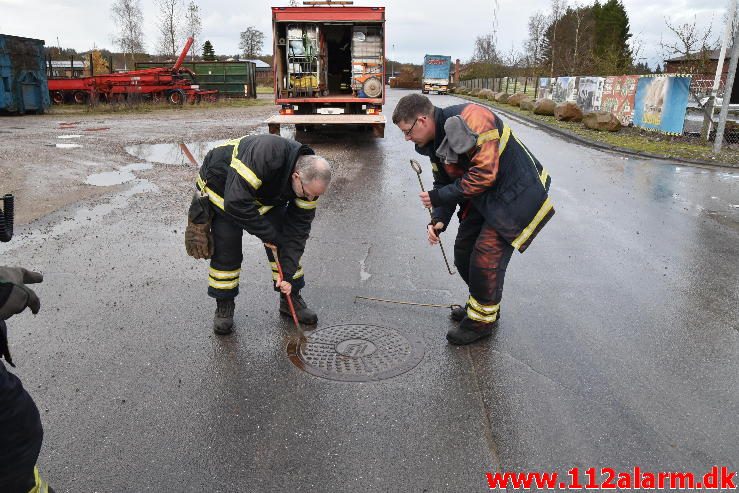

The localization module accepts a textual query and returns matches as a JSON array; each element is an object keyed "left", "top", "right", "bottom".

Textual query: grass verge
[
  {"left": 458, "top": 94, "right": 739, "bottom": 167},
  {"left": 48, "top": 97, "right": 272, "bottom": 116}
]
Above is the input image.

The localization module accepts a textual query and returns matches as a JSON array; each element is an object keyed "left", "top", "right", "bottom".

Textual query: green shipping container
[{"left": 135, "top": 60, "right": 257, "bottom": 98}]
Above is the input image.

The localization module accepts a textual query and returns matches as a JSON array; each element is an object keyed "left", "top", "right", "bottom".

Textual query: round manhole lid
[{"left": 288, "top": 324, "right": 424, "bottom": 382}]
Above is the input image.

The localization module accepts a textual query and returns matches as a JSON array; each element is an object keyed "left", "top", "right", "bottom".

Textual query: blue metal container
[{"left": 0, "top": 34, "right": 50, "bottom": 114}]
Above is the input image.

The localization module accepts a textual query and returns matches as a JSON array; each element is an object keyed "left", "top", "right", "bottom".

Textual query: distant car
[{"left": 386, "top": 76, "right": 397, "bottom": 85}]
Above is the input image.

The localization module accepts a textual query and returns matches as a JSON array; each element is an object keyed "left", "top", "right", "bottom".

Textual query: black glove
[{"left": 0, "top": 267, "right": 43, "bottom": 320}]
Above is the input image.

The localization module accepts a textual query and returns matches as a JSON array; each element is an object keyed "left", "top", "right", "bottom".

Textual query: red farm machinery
[{"left": 47, "top": 38, "right": 218, "bottom": 105}]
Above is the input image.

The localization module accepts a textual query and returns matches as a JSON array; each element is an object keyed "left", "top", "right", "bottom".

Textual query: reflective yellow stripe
[
  {"left": 295, "top": 198, "right": 317, "bottom": 210},
  {"left": 28, "top": 466, "right": 49, "bottom": 493},
  {"left": 431, "top": 162, "right": 439, "bottom": 172},
  {"left": 258, "top": 205, "right": 273, "bottom": 215},
  {"left": 476, "top": 129, "right": 500, "bottom": 146},
  {"left": 512, "top": 197, "right": 554, "bottom": 251},
  {"left": 209, "top": 278, "right": 239, "bottom": 290},
  {"left": 272, "top": 267, "right": 304, "bottom": 280},
  {"left": 498, "top": 125, "right": 511, "bottom": 154},
  {"left": 230, "top": 158, "right": 262, "bottom": 189},
  {"left": 208, "top": 267, "right": 240, "bottom": 280},
  {"left": 467, "top": 306, "right": 499, "bottom": 323},
  {"left": 269, "top": 261, "right": 277, "bottom": 269},
  {"left": 540, "top": 168, "right": 549, "bottom": 187},
  {"left": 196, "top": 175, "right": 225, "bottom": 211},
  {"left": 468, "top": 295, "right": 499, "bottom": 314}
]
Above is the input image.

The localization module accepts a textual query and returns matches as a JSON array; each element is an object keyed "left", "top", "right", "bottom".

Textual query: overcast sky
[{"left": 0, "top": 0, "right": 729, "bottom": 70}]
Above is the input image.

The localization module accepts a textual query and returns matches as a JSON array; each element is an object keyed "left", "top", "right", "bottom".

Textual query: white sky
[{"left": 0, "top": 0, "right": 729, "bottom": 70}]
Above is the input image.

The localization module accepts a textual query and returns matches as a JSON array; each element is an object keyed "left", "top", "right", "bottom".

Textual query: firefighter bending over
[
  {"left": 393, "top": 94, "right": 554, "bottom": 345},
  {"left": 186, "top": 134, "right": 332, "bottom": 335}
]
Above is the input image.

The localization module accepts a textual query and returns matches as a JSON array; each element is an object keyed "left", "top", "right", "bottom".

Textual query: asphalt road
[{"left": 1, "top": 88, "right": 737, "bottom": 492}]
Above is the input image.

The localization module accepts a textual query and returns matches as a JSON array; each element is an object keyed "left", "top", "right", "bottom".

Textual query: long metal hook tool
[
  {"left": 268, "top": 245, "right": 306, "bottom": 341},
  {"left": 354, "top": 295, "right": 462, "bottom": 314},
  {"left": 410, "top": 159, "right": 456, "bottom": 275}
]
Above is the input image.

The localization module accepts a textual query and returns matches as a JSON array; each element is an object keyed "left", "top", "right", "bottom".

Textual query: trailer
[
  {"left": 0, "top": 34, "right": 50, "bottom": 115},
  {"left": 47, "top": 38, "right": 217, "bottom": 105},
  {"left": 265, "top": 2, "right": 386, "bottom": 137},
  {"left": 422, "top": 55, "right": 452, "bottom": 95}
]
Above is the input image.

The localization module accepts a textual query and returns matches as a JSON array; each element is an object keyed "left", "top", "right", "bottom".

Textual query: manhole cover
[{"left": 287, "top": 324, "right": 424, "bottom": 382}]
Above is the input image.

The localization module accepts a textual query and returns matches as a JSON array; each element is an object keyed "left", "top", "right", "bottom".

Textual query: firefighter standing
[
  {"left": 392, "top": 94, "right": 554, "bottom": 345},
  {"left": 186, "top": 134, "right": 332, "bottom": 335}
]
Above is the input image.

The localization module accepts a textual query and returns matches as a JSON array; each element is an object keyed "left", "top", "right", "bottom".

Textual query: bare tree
[
  {"left": 239, "top": 26, "right": 265, "bottom": 59},
  {"left": 660, "top": 16, "right": 719, "bottom": 73},
  {"left": 549, "top": 0, "right": 566, "bottom": 78},
  {"left": 184, "top": 1, "right": 202, "bottom": 61},
  {"left": 156, "top": 0, "right": 183, "bottom": 57},
  {"left": 525, "top": 11, "right": 548, "bottom": 75},
  {"left": 472, "top": 33, "right": 500, "bottom": 64},
  {"left": 111, "top": 0, "right": 144, "bottom": 70}
]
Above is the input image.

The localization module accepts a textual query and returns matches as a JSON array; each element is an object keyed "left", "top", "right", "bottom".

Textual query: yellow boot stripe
[
  {"left": 511, "top": 197, "right": 554, "bottom": 251},
  {"left": 209, "top": 267, "right": 240, "bottom": 280},
  {"left": 209, "top": 278, "right": 239, "bottom": 290},
  {"left": 467, "top": 307, "right": 499, "bottom": 323},
  {"left": 468, "top": 295, "right": 500, "bottom": 314}
]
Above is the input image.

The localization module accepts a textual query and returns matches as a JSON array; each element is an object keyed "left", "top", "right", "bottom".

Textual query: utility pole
[
  {"left": 704, "top": 0, "right": 736, "bottom": 141},
  {"left": 714, "top": 16, "right": 739, "bottom": 153},
  {"left": 392, "top": 44, "right": 395, "bottom": 76}
]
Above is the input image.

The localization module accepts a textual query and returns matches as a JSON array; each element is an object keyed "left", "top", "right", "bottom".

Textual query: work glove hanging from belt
[
  {"left": 0, "top": 267, "right": 43, "bottom": 320},
  {"left": 185, "top": 192, "right": 214, "bottom": 259}
]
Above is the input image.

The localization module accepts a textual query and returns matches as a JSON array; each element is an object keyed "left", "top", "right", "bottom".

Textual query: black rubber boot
[
  {"left": 213, "top": 298, "right": 235, "bottom": 335},
  {"left": 446, "top": 316, "right": 496, "bottom": 345},
  {"left": 280, "top": 291, "right": 318, "bottom": 325},
  {"left": 450, "top": 305, "right": 466, "bottom": 322}
]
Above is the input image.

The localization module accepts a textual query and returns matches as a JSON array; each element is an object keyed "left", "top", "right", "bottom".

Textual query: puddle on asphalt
[
  {"left": 53, "top": 143, "right": 83, "bottom": 149},
  {"left": 85, "top": 163, "right": 153, "bottom": 187},
  {"left": 125, "top": 140, "right": 228, "bottom": 166},
  {"left": 58, "top": 135, "right": 82, "bottom": 139}
]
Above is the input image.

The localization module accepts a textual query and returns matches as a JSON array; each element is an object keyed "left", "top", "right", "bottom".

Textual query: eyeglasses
[
  {"left": 297, "top": 178, "right": 317, "bottom": 201},
  {"left": 403, "top": 118, "right": 419, "bottom": 136}
]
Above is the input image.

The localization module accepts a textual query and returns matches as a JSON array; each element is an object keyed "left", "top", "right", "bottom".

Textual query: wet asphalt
[{"left": 1, "top": 88, "right": 737, "bottom": 492}]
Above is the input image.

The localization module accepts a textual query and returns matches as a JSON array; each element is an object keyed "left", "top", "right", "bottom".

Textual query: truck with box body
[
  {"left": 265, "top": 4, "right": 386, "bottom": 137},
  {"left": 422, "top": 54, "right": 452, "bottom": 95}
]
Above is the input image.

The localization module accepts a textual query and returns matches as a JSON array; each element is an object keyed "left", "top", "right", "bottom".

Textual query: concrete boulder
[
  {"left": 479, "top": 88, "right": 496, "bottom": 100},
  {"left": 469, "top": 88, "right": 481, "bottom": 96},
  {"left": 554, "top": 102, "right": 584, "bottom": 122},
  {"left": 495, "top": 92, "right": 510, "bottom": 103},
  {"left": 582, "top": 111, "right": 622, "bottom": 132},
  {"left": 519, "top": 99, "right": 535, "bottom": 111},
  {"left": 533, "top": 98, "right": 556, "bottom": 115},
  {"left": 506, "top": 92, "right": 528, "bottom": 106}
]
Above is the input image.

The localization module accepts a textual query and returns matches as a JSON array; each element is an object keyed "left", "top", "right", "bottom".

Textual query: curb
[{"left": 453, "top": 95, "right": 738, "bottom": 170}]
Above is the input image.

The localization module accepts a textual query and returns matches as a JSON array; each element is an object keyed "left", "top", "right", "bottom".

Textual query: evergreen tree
[
  {"left": 202, "top": 40, "right": 215, "bottom": 60},
  {"left": 592, "top": 0, "right": 632, "bottom": 73}
]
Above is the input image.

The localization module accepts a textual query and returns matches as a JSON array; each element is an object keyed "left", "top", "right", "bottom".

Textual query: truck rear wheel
[
  {"left": 51, "top": 91, "right": 64, "bottom": 104},
  {"left": 73, "top": 91, "right": 87, "bottom": 104}
]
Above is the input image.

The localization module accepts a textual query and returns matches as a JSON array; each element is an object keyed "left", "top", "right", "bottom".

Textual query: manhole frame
[{"left": 287, "top": 324, "right": 425, "bottom": 382}]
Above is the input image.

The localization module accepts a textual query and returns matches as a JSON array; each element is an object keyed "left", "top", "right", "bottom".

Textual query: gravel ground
[{"left": 0, "top": 103, "right": 276, "bottom": 224}]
